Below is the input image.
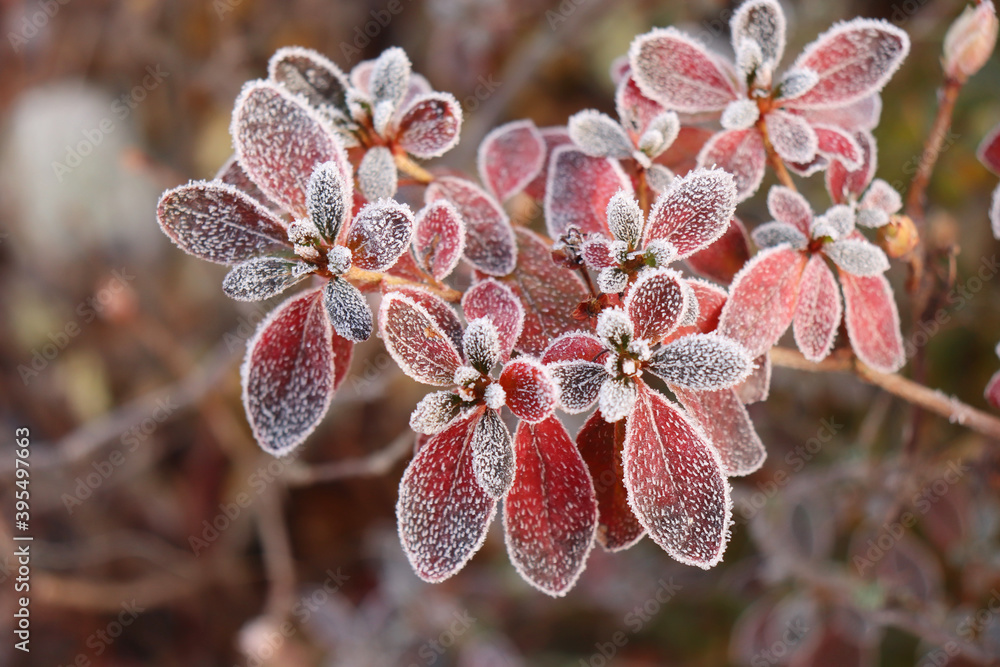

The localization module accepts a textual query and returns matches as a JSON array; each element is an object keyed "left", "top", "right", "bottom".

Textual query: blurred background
[{"left": 2, "top": 0, "right": 1000, "bottom": 664}]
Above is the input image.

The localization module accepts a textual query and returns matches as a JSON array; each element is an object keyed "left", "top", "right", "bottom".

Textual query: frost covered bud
[
  {"left": 288, "top": 219, "right": 321, "bottom": 246},
  {"left": 943, "top": 0, "right": 998, "bottom": 82},
  {"left": 326, "top": 245, "right": 353, "bottom": 274}
]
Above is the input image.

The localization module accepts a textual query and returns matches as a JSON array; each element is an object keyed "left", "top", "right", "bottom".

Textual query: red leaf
[
  {"left": 330, "top": 332, "right": 353, "bottom": 390},
  {"left": 826, "top": 131, "right": 877, "bottom": 204},
  {"left": 267, "top": 46, "right": 350, "bottom": 111},
  {"left": 542, "top": 332, "right": 606, "bottom": 364},
  {"left": 523, "top": 127, "right": 572, "bottom": 201},
  {"left": 767, "top": 185, "right": 813, "bottom": 236},
  {"left": 577, "top": 410, "right": 644, "bottom": 551},
  {"left": 241, "top": 289, "right": 337, "bottom": 455},
  {"left": 719, "top": 246, "right": 807, "bottom": 357},
  {"left": 684, "top": 217, "right": 752, "bottom": 284},
  {"left": 214, "top": 155, "right": 277, "bottom": 211},
  {"left": 397, "top": 411, "right": 497, "bottom": 582},
  {"left": 615, "top": 75, "right": 667, "bottom": 139},
  {"left": 978, "top": 122, "right": 1000, "bottom": 175},
  {"left": 663, "top": 278, "right": 728, "bottom": 343},
  {"left": 504, "top": 417, "right": 598, "bottom": 595},
  {"left": 626, "top": 268, "right": 687, "bottom": 342},
  {"left": 839, "top": 270, "right": 904, "bottom": 373},
  {"left": 232, "top": 81, "right": 350, "bottom": 218},
  {"left": 499, "top": 358, "right": 556, "bottom": 423},
  {"left": 697, "top": 129, "right": 766, "bottom": 202},
  {"left": 500, "top": 228, "right": 590, "bottom": 356},
  {"left": 643, "top": 167, "right": 738, "bottom": 258},
  {"left": 413, "top": 200, "right": 465, "bottom": 281},
  {"left": 462, "top": 279, "right": 524, "bottom": 362},
  {"left": 544, "top": 146, "right": 631, "bottom": 238},
  {"left": 794, "top": 254, "right": 842, "bottom": 361},
  {"left": 628, "top": 27, "right": 739, "bottom": 112},
  {"left": 396, "top": 93, "right": 463, "bottom": 159},
  {"left": 813, "top": 124, "right": 863, "bottom": 170},
  {"left": 345, "top": 200, "right": 414, "bottom": 271},
  {"left": 378, "top": 292, "right": 463, "bottom": 385},
  {"left": 157, "top": 181, "right": 289, "bottom": 265},
  {"left": 785, "top": 19, "right": 910, "bottom": 109},
  {"left": 385, "top": 285, "right": 464, "bottom": 352},
  {"left": 623, "top": 385, "right": 731, "bottom": 567},
  {"left": 672, "top": 387, "right": 766, "bottom": 476},
  {"left": 737, "top": 353, "right": 772, "bottom": 404},
  {"left": 426, "top": 176, "right": 517, "bottom": 276},
  {"left": 477, "top": 120, "right": 546, "bottom": 202}
]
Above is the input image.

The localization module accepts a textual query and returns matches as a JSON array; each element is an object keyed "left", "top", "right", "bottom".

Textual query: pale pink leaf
[
  {"left": 544, "top": 145, "right": 632, "bottom": 238},
  {"left": 767, "top": 185, "right": 813, "bottom": 235},
  {"left": 648, "top": 333, "right": 752, "bottom": 390},
  {"left": 499, "top": 358, "right": 557, "bottom": 423},
  {"left": 813, "top": 124, "right": 863, "bottom": 170},
  {"left": 397, "top": 411, "right": 497, "bottom": 582},
  {"left": 501, "top": 228, "right": 590, "bottom": 356},
  {"left": 785, "top": 19, "right": 910, "bottom": 109},
  {"left": 737, "top": 353, "right": 771, "bottom": 404},
  {"left": 412, "top": 200, "right": 466, "bottom": 281},
  {"left": 643, "top": 167, "right": 738, "bottom": 257},
  {"left": 765, "top": 110, "right": 819, "bottom": 164},
  {"left": 477, "top": 119, "right": 546, "bottom": 202},
  {"left": 697, "top": 129, "right": 766, "bottom": 202},
  {"left": 793, "top": 254, "right": 842, "bottom": 361},
  {"left": 730, "top": 0, "right": 787, "bottom": 77},
  {"left": 625, "top": 268, "right": 688, "bottom": 342},
  {"left": 577, "top": 410, "right": 644, "bottom": 551},
  {"left": 397, "top": 93, "right": 463, "bottom": 159},
  {"left": 628, "top": 27, "right": 740, "bottom": 112},
  {"left": 426, "top": 176, "right": 517, "bottom": 276},
  {"left": 523, "top": 127, "right": 573, "bottom": 201},
  {"left": 839, "top": 270, "right": 905, "bottom": 373},
  {"left": 615, "top": 75, "right": 668, "bottom": 138},
  {"left": 241, "top": 289, "right": 336, "bottom": 456},
  {"left": 718, "top": 246, "right": 807, "bottom": 357},
  {"left": 232, "top": 81, "right": 350, "bottom": 218},
  {"left": 379, "top": 292, "right": 463, "bottom": 385},
  {"left": 504, "top": 417, "right": 598, "bottom": 596},
  {"left": 801, "top": 93, "right": 882, "bottom": 131},
  {"left": 684, "top": 217, "right": 752, "bottom": 284},
  {"left": 462, "top": 279, "right": 525, "bottom": 362},
  {"left": 623, "top": 385, "right": 731, "bottom": 568},
  {"left": 978, "top": 121, "right": 1000, "bottom": 175},
  {"left": 672, "top": 387, "right": 766, "bottom": 476},
  {"left": 345, "top": 199, "right": 414, "bottom": 272},
  {"left": 156, "top": 181, "right": 289, "bottom": 264}
]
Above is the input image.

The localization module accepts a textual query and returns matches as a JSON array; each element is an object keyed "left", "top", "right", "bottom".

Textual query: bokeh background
[{"left": 2, "top": 0, "right": 1000, "bottom": 665}]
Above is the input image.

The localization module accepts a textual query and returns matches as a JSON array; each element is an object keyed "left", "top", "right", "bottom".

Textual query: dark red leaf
[
  {"left": 426, "top": 176, "right": 517, "bottom": 276},
  {"left": 477, "top": 119, "right": 546, "bottom": 202},
  {"left": 396, "top": 93, "right": 463, "bottom": 159},
  {"left": 978, "top": 122, "right": 1000, "bottom": 175},
  {"left": 462, "top": 279, "right": 524, "bottom": 362},
  {"left": 386, "top": 285, "right": 464, "bottom": 352},
  {"left": 378, "top": 292, "right": 463, "bottom": 385},
  {"left": 499, "top": 359, "right": 556, "bottom": 423},
  {"left": 544, "top": 146, "right": 631, "bottom": 238},
  {"left": 672, "top": 387, "right": 766, "bottom": 476},
  {"left": 412, "top": 200, "right": 465, "bottom": 281},
  {"left": 625, "top": 268, "right": 687, "bottom": 342}
]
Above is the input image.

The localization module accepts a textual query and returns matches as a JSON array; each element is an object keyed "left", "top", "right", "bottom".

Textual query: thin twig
[
  {"left": 256, "top": 485, "right": 297, "bottom": 620},
  {"left": 769, "top": 347, "right": 1000, "bottom": 440}
]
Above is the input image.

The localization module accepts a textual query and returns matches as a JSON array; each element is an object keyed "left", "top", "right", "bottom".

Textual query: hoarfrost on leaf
[
  {"left": 606, "top": 190, "right": 644, "bottom": 248},
  {"left": 345, "top": 199, "right": 414, "bottom": 272},
  {"left": 463, "top": 318, "right": 502, "bottom": 374},
  {"left": 647, "top": 333, "right": 752, "bottom": 391},
  {"left": 323, "top": 277, "right": 373, "bottom": 342},
  {"left": 410, "top": 391, "right": 460, "bottom": 435},
  {"left": 307, "top": 160, "right": 351, "bottom": 242},
  {"left": 599, "top": 376, "right": 639, "bottom": 423},
  {"left": 824, "top": 238, "right": 889, "bottom": 276},
  {"left": 471, "top": 408, "right": 515, "bottom": 498},
  {"left": 721, "top": 100, "right": 761, "bottom": 131},
  {"left": 357, "top": 146, "right": 398, "bottom": 201},
  {"left": 222, "top": 257, "right": 314, "bottom": 301},
  {"left": 568, "top": 110, "right": 634, "bottom": 159}
]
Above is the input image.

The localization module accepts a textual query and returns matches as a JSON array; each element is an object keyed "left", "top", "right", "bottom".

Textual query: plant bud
[
  {"left": 878, "top": 214, "right": 919, "bottom": 258},
  {"left": 943, "top": 0, "right": 998, "bottom": 82}
]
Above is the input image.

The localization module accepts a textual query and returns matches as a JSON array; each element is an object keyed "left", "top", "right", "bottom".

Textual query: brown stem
[
  {"left": 345, "top": 266, "right": 462, "bottom": 302},
  {"left": 394, "top": 152, "right": 434, "bottom": 184},
  {"left": 756, "top": 116, "right": 797, "bottom": 191},
  {"left": 769, "top": 347, "right": 1000, "bottom": 440},
  {"left": 637, "top": 168, "right": 651, "bottom": 218}
]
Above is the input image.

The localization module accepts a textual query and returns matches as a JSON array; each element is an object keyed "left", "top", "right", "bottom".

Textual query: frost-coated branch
[{"left": 770, "top": 347, "right": 1000, "bottom": 440}]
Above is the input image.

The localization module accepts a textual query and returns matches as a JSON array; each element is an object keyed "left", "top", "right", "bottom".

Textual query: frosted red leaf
[
  {"left": 267, "top": 46, "right": 350, "bottom": 113},
  {"left": 241, "top": 289, "right": 337, "bottom": 456},
  {"left": 379, "top": 292, "right": 464, "bottom": 385},
  {"left": 628, "top": 27, "right": 739, "bottom": 112},
  {"left": 577, "top": 410, "right": 644, "bottom": 551},
  {"left": 784, "top": 19, "right": 910, "bottom": 109},
  {"left": 330, "top": 331, "right": 353, "bottom": 391},
  {"left": 345, "top": 200, "right": 414, "bottom": 272},
  {"left": 738, "top": 353, "right": 772, "bottom": 404},
  {"left": 396, "top": 411, "right": 497, "bottom": 582},
  {"left": 412, "top": 200, "right": 466, "bottom": 281},
  {"left": 697, "top": 128, "right": 767, "bottom": 202},
  {"left": 643, "top": 168, "right": 738, "bottom": 257},
  {"left": 581, "top": 237, "right": 622, "bottom": 270},
  {"left": 978, "top": 122, "right": 1000, "bottom": 175},
  {"left": 504, "top": 417, "right": 598, "bottom": 596},
  {"left": 826, "top": 131, "right": 877, "bottom": 203},
  {"left": 801, "top": 94, "right": 882, "bottom": 131},
  {"left": 839, "top": 270, "right": 905, "bottom": 373},
  {"left": 685, "top": 218, "right": 752, "bottom": 284},
  {"left": 672, "top": 386, "right": 766, "bottom": 476},
  {"left": 615, "top": 75, "right": 667, "bottom": 139},
  {"left": 767, "top": 185, "right": 813, "bottom": 235},
  {"left": 499, "top": 358, "right": 557, "bottom": 423},
  {"left": 477, "top": 119, "right": 546, "bottom": 202},
  {"left": 813, "top": 124, "right": 863, "bottom": 170},
  {"left": 544, "top": 145, "right": 632, "bottom": 238},
  {"left": 426, "top": 176, "right": 517, "bottom": 276},
  {"left": 397, "top": 93, "right": 463, "bottom": 159},
  {"left": 719, "top": 246, "right": 808, "bottom": 357},
  {"left": 625, "top": 268, "right": 688, "bottom": 342},
  {"left": 623, "top": 385, "right": 731, "bottom": 568},
  {"left": 387, "top": 285, "right": 464, "bottom": 352},
  {"left": 523, "top": 127, "right": 573, "bottom": 200},
  {"left": 156, "top": 181, "right": 289, "bottom": 265},
  {"left": 232, "top": 81, "right": 350, "bottom": 218},
  {"left": 542, "top": 332, "right": 606, "bottom": 364},
  {"left": 765, "top": 110, "right": 818, "bottom": 164},
  {"left": 470, "top": 407, "right": 514, "bottom": 498},
  {"left": 500, "top": 228, "right": 590, "bottom": 356},
  {"left": 793, "top": 254, "right": 842, "bottom": 362},
  {"left": 462, "top": 279, "right": 525, "bottom": 362},
  {"left": 214, "top": 155, "right": 276, "bottom": 211}
]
